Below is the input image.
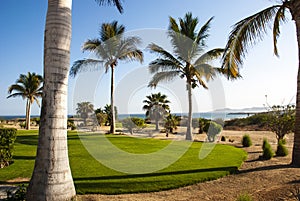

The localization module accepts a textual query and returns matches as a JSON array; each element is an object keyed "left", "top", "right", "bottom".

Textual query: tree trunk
[
  {"left": 186, "top": 82, "right": 193, "bottom": 141},
  {"left": 26, "top": 0, "right": 76, "bottom": 200},
  {"left": 155, "top": 118, "right": 159, "bottom": 131},
  {"left": 25, "top": 99, "right": 31, "bottom": 130},
  {"left": 110, "top": 66, "right": 116, "bottom": 134},
  {"left": 291, "top": 1, "right": 300, "bottom": 167}
]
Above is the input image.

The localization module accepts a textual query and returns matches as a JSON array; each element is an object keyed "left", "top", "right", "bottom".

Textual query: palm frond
[
  {"left": 82, "top": 39, "right": 102, "bottom": 52},
  {"left": 94, "top": 0, "right": 123, "bottom": 13},
  {"left": 148, "top": 43, "right": 184, "bottom": 66},
  {"left": 8, "top": 84, "right": 26, "bottom": 94},
  {"left": 7, "top": 93, "right": 26, "bottom": 99},
  {"left": 117, "top": 36, "right": 144, "bottom": 63},
  {"left": 194, "top": 63, "right": 216, "bottom": 82},
  {"left": 195, "top": 16, "right": 214, "bottom": 46},
  {"left": 169, "top": 16, "right": 180, "bottom": 32},
  {"left": 273, "top": 5, "right": 287, "bottom": 56},
  {"left": 149, "top": 58, "right": 183, "bottom": 74},
  {"left": 148, "top": 71, "right": 180, "bottom": 88},
  {"left": 70, "top": 59, "right": 103, "bottom": 77},
  {"left": 222, "top": 5, "right": 281, "bottom": 79},
  {"left": 194, "top": 48, "right": 224, "bottom": 65}
]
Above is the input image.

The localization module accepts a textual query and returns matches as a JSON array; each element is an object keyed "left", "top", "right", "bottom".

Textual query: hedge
[{"left": 0, "top": 128, "right": 17, "bottom": 168}]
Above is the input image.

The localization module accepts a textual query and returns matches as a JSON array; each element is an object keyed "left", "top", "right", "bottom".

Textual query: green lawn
[{"left": 0, "top": 130, "right": 247, "bottom": 195}]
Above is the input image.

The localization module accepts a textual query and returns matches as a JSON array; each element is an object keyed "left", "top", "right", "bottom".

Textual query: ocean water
[{"left": 0, "top": 112, "right": 251, "bottom": 121}]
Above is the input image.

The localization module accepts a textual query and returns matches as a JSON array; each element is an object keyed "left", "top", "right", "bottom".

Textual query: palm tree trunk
[
  {"left": 291, "top": 3, "right": 300, "bottom": 166},
  {"left": 25, "top": 99, "right": 31, "bottom": 130},
  {"left": 26, "top": 0, "right": 76, "bottom": 200},
  {"left": 110, "top": 66, "right": 116, "bottom": 134},
  {"left": 155, "top": 119, "right": 159, "bottom": 131},
  {"left": 186, "top": 82, "right": 193, "bottom": 141}
]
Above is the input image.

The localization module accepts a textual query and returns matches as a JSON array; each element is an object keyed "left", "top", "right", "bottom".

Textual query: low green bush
[
  {"left": 242, "top": 134, "right": 252, "bottom": 147},
  {"left": 276, "top": 139, "right": 288, "bottom": 157},
  {"left": 0, "top": 128, "right": 17, "bottom": 168},
  {"left": 236, "top": 193, "right": 253, "bottom": 201},
  {"left": 262, "top": 139, "right": 274, "bottom": 160}
]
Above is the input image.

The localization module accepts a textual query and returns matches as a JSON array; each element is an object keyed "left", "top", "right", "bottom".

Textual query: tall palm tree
[
  {"left": 7, "top": 72, "right": 43, "bottom": 130},
  {"left": 221, "top": 0, "right": 300, "bottom": 166},
  {"left": 76, "top": 101, "right": 95, "bottom": 126},
  {"left": 148, "top": 12, "right": 224, "bottom": 140},
  {"left": 26, "top": 0, "right": 123, "bottom": 200},
  {"left": 142, "top": 92, "right": 170, "bottom": 131},
  {"left": 70, "top": 21, "right": 143, "bottom": 134}
]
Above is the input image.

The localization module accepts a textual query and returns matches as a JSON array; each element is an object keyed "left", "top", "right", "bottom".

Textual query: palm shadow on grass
[{"left": 74, "top": 166, "right": 238, "bottom": 194}]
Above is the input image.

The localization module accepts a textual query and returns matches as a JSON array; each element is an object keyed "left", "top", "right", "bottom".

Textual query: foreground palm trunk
[
  {"left": 26, "top": 0, "right": 76, "bottom": 200},
  {"left": 291, "top": 1, "right": 300, "bottom": 166}
]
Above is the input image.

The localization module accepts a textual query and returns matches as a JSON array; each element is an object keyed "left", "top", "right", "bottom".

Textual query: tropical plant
[
  {"left": 142, "top": 92, "right": 171, "bottom": 131},
  {"left": 70, "top": 21, "right": 143, "bottom": 134},
  {"left": 7, "top": 72, "right": 43, "bottom": 130},
  {"left": 221, "top": 0, "right": 300, "bottom": 166},
  {"left": 26, "top": 0, "right": 123, "bottom": 200},
  {"left": 76, "top": 102, "right": 95, "bottom": 126},
  {"left": 164, "top": 114, "right": 181, "bottom": 136},
  {"left": 148, "top": 12, "right": 225, "bottom": 140}
]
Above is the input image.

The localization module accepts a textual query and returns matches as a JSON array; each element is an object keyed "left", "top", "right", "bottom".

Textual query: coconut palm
[
  {"left": 70, "top": 21, "right": 143, "bottom": 134},
  {"left": 76, "top": 102, "right": 95, "bottom": 126},
  {"left": 221, "top": 0, "right": 300, "bottom": 166},
  {"left": 7, "top": 72, "right": 43, "bottom": 130},
  {"left": 148, "top": 12, "right": 224, "bottom": 140},
  {"left": 26, "top": 0, "right": 123, "bottom": 200},
  {"left": 142, "top": 92, "right": 171, "bottom": 131}
]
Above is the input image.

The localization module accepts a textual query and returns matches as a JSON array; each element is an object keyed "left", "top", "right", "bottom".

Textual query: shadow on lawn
[
  {"left": 16, "top": 135, "right": 38, "bottom": 146},
  {"left": 74, "top": 166, "right": 238, "bottom": 181}
]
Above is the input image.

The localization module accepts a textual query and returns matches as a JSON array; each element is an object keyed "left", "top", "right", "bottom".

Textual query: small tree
[
  {"left": 164, "top": 114, "right": 181, "bottom": 136},
  {"left": 266, "top": 104, "right": 295, "bottom": 143},
  {"left": 204, "top": 121, "right": 222, "bottom": 142}
]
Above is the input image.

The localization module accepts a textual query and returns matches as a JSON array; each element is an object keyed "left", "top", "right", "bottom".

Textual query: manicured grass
[{"left": 0, "top": 130, "right": 247, "bottom": 195}]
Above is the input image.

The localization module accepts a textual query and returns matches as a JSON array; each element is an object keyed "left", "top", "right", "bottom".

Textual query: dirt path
[{"left": 77, "top": 131, "right": 300, "bottom": 201}]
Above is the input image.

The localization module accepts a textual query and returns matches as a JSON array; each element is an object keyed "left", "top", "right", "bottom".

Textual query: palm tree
[
  {"left": 148, "top": 12, "right": 224, "bottom": 140},
  {"left": 221, "top": 0, "right": 300, "bottom": 166},
  {"left": 164, "top": 114, "right": 181, "bottom": 136},
  {"left": 7, "top": 72, "right": 43, "bottom": 130},
  {"left": 26, "top": 0, "right": 123, "bottom": 200},
  {"left": 142, "top": 92, "right": 170, "bottom": 131},
  {"left": 70, "top": 21, "right": 143, "bottom": 134},
  {"left": 76, "top": 102, "right": 95, "bottom": 126}
]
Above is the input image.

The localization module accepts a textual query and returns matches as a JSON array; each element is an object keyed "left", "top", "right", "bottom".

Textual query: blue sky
[{"left": 0, "top": 0, "right": 298, "bottom": 115}]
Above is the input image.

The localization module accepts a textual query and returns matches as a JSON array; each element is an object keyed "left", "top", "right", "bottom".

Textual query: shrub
[
  {"left": 236, "top": 193, "right": 253, "bottom": 201},
  {"left": 262, "top": 139, "right": 274, "bottom": 160},
  {"left": 122, "top": 117, "right": 145, "bottom": 134},
  {"left": 0, "top": 128, "right": 17, "bottom": 168},
  {"left": 276, "top": 139, "right": 288, "bottom": 157},
  {"left": 221, "top": 136, "right": 226, "bottom": 142},
  {"left": 204, "top": 121, "right": 222, "bottom": 142},
  {"left": 262, "top": 138, "right": 268, "bottom": 150},
  {"left": 6, "top": 184, "right": 26, "bottom": 201},
  {"left": 242, "top": 134, "right": 252, "bottom": 147}
]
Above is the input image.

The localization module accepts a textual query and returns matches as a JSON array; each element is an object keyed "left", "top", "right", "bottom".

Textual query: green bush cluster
[
  {"left": 225, "top": 113, "right": 268, "bottom": 128},
  {"left": 242, "top": 134, "right": 252, "bottom": 147},
  {"left": 0, "top": 128, "right": 17, "bottom": 168},
  {"left": 262, "top": 138, "right": 274, "bottom": 160}
]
